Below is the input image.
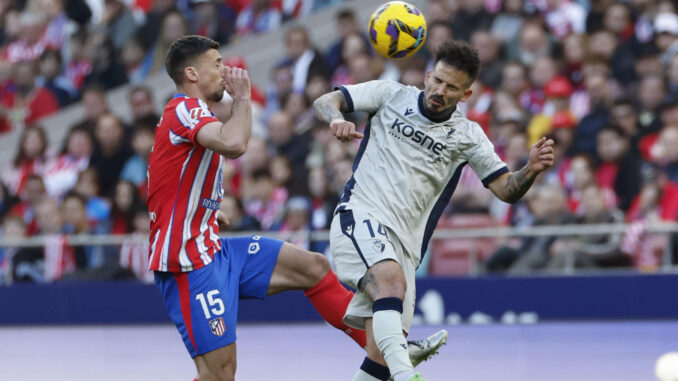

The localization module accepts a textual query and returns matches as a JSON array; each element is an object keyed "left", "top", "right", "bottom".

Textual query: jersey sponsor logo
[
  {"left": 209, "top": 317, "right": 226, "bottom": 336},
  {"left": 404, "top": 107, "right": 414, "bottom": 116},
  {"left": 190, "top": 107, "right": 212, "bottom": 120},
  {"left": 201, "top": 198, "right": 220, "bottom": 210},
  {"left": 389, "top": 118, "right": 446, "bottom": 156}
]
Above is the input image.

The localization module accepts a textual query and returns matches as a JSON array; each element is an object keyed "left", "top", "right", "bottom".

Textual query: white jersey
[{"left": 335, "top": 80, "right": 508, "bottom": 263}]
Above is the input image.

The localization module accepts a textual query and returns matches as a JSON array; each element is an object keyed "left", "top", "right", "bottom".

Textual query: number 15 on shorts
[{"left": 196, "top": 290, "right": 225, "bottom": 319}]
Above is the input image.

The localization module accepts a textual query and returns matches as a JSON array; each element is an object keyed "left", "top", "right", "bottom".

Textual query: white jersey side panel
[{"left": 336, "top": 80, "right": 508, "bottom": 262}]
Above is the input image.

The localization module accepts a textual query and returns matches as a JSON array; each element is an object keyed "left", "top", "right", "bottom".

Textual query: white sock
[{"left": 372, "top": 309, "right": 413, "bottom": 376}]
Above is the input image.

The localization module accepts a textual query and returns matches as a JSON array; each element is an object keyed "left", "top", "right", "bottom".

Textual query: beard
[{"left": 209, "top": 89, "right": 224, "bottom": 103}]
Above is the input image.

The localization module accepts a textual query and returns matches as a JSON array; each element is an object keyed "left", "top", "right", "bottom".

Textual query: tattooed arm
[
  {"left": 313, "top": 90, "right": 364, "bottom": 142},
  {"left": 488, "top": 137, "right": 555, "bottom": 203}
]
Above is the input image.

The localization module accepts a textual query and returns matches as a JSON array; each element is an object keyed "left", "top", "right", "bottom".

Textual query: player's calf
[{"left": 194, "top": 344, "right": 237, "bottom": 381}]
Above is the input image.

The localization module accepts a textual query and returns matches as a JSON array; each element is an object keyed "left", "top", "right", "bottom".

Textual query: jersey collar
[
  {"left": 173, "top": 93, "right": 187, "bottom": 98},
  {"left": 418, "top": 92, "right": 455, "bottom": 123}
]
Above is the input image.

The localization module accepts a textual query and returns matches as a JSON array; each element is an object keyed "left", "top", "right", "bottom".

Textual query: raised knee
[{"left": 307, "top": 251, "right": 331, "bottom": 284}]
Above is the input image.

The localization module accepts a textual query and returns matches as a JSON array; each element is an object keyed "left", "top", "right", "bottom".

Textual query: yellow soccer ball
[{"left": 368, "top": 1, "right": 427, "bottom": 59}]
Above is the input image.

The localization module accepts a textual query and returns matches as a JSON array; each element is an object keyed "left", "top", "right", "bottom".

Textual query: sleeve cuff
[
  {"left": 482, "top": 166, "right": 510, "bottom": 188},
  {"left": 189, "top": 117, "right": 220, "bottom": 144},
  {"left": 335, "top": 86, "right": 354, "bottom": 113}
]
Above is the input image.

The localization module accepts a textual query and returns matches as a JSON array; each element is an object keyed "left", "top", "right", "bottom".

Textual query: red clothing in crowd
[{"left": 0, "top": 88, "right": 59, "bottom": 132}]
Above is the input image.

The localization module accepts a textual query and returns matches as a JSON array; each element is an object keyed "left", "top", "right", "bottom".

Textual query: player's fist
[
  {"left": 224, "top": 66, "right": 251, "bottom": 100},
  {"left": 330, "top": 119, "right": 364, "bottom": 142},
  {"left": 528, "top": 137, "right": 555, "bottom": 173}
]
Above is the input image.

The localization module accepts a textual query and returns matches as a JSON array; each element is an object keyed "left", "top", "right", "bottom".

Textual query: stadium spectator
[
  {"left": 509, "top": 21, "right": 555, "bottom": 67},
  {"left": 277, "top": 26, "right": 330, "bottom": 95},
  {"left": 6, "top": 214, "right": 44, "bottom": 283},
  {"left": 73, "top": 167, "right": 110, "bottom": 227},
  {"left": 235, "top": 0, "right": 282, "bottom": 36},
  {"left": 0, "top": 60, "right": 59, "bottom": 132},
  {"left": 3, "top": 127, "right": 48, "bottom": 195},
  {"left": 120, "top": 36, "right": 153, "bottom": 84},
  {"left": 43, "top": 125, "right": 93, "bottom": 199},
  {"left": 331, "top": 31, "right": 370, "bottom": 88},
  {"left": 100, "top": 0, "right": 136, "bottom": 51},
  {"left": 61, "top": 191, "right": 105, "bottom": 270},
  {"left": 274, "top": 195, "right": 313, "bottom": 250},
  {"left": 571, "top": 73, "right": 614, "bottom": 157},
  {"left": 120, "top": 126, "right": 153, "bottom": 192},
  {"left": 325, "top": 8, "right": 366, "bottom": 73},
  {"left": 595, "top": 125, "right": 643, "bottom": 212},
  {"left": 150, "top": 10, "right": 188, "bottom": 74},
  {"left": 0, "top": 182, "right": 18, "bottom": 221},
  {"left": 37, "top": 49, "right": 75, "bottom": 107},
  {"left": 423, "top": 20, "right": 454, "bottom": 72},
  {"left": 243, "top": 168, "right": 288, "bottom": 230},
  {"left": 471, "top": 30, "right": 503, "bottom": 89},
  {"left": 485, "top": 184, "right": 573, "bottom": 273},
  {"left": 79, "top": 85, "right": 110, "bottom": 127},
  {"left": 84, "top": 34, "right": 127, "bottom": 89},
  {"left": 89, "top": 113, "right": 133, "bottom": 197},
  {"left": 127, "top": 85, "right": 159, "bottom": 126},
  {"left": 64, "top": 30, "right": 92, "bottom": 92},
  {"left": 267, "top": 110, "right": 309, "bottom": 170},
  {"left": 135, "top": 0, "right": 175, "bottom": 50},
  {"left": 307, "top": 166, "right": 337, "bottom": 231},
  {"left": 527, "top": 75, "right": 574, "bottom": 145},
  {"left": 109, "top": 180, "right": 144, "bottom": 235},
  {"left": 547, "top": 183, "right": 627, "bottom": 271},
  {"left": 118, "top": 204, "right": 153, "bottom": 283},
  {"left": 4, "top": 12, "right": 47, "bottom": 64},
  {"left": 219, "top": 193, "right": 262, "bottom": 232},
  {"left": 451, "top": 0, "right": 493, "bottom": 42},
  {"left": 490, "top": 0, "right": 525, "bottom": 43}
]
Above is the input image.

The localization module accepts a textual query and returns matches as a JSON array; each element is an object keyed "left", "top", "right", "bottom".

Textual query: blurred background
[{"left": 0, "top": 0, "right": 677, "bottom": 380}]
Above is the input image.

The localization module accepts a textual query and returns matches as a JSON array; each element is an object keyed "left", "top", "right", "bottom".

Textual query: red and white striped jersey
[{"left": 147, "top": 94, "right": 224, "bottom": 272}]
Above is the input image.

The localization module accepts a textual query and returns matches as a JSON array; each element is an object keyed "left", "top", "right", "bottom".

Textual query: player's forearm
[
  {"left": 501, "top": 165, "right": 539, "bottom": 204},
  {"left": 220, "top": 96, "right": 251, "bottom": 158},
  {"left": 313, "top": 92, "right": 346, "bottom": 124}
]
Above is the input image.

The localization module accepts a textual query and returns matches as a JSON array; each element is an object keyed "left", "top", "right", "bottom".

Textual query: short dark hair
[
  {"left": 435, "top": 40, "right": 481, "bottom": 86},
  {"left": 62, "top": 190, "right": 87, "bottom": 207},
  {"left": 165, "top": 35, "right": 220, "bottom": 85}
]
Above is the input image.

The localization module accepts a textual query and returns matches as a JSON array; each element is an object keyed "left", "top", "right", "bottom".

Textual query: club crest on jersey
[
  {"left": 209, "top": 317, "right": 226, "bottom": 336},
  {"left": 372, "top": 240, "right": 386, "bottom": 253}
]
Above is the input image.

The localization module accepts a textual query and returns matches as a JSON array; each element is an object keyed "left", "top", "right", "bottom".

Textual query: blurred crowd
[{"left": 2, "top": 0, "right": 678, "bottom": 284}]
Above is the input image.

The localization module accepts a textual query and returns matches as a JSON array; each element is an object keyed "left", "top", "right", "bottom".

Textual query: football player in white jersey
[{"left": 313, "top": 40, "right": 555, "bottom": 381}]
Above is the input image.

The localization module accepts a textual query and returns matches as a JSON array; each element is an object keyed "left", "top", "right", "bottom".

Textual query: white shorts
[{"left": 330, "top": 209, "right": 417, "bottom": 334}]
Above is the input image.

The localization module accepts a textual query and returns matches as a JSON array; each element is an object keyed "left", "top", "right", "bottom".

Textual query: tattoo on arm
[
  {"left": 358, "top": 272, "right": 380, "bottom": 296},
  {"left": 504, "top": 165, "right": 537, "bottom": 203},
  {"left": 313, "top": 92, "right": 347, "bottom": 124}
]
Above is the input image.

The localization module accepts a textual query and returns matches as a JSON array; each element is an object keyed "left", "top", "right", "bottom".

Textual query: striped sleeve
[{"left": 171, "top": 98, "right": 220, "bottom": 145}]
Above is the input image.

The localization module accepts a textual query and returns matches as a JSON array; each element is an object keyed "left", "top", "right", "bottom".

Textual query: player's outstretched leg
[
  {"left": 193, "top": 342, "right": 237, "bottom": 381},
  {"left": 267, "top": 242, "right": 367, "bottom": 347},
  {"left": 357, "top": 259, "right": 423, "bottom": 381}
]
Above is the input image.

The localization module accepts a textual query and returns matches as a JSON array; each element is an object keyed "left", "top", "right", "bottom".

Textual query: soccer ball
[
  {"left": 368, "top": 1, "right": 427, "bottom": 59},
  {"left": 656, "top": 352, "right": 678, "bottom": 381}
]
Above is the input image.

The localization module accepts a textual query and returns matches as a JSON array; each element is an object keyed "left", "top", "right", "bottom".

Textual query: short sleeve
[
  {"left": 467, "top": 123, "right": 509, "bottom": 187},
  {"left": 170, "top": 98, "right": 220, "bottom": 145},
  {"left": 337, "top": 80, "right": 403, "bottom": 114}
]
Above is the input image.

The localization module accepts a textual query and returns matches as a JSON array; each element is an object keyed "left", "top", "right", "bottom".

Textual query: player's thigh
[
  {"left": 331, "top": 209, "right": 402, "bottom": 293},
  {"left": 153, "top": 254, "right": 237, "bottom": 359},
  {"left": 194, "top": 342, "right": 237, "bottom": 381},
  {"left": 267, "top": 242, "right": 331, "bottom": 294}
]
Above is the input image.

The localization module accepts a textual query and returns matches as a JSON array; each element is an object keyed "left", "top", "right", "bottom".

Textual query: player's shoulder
[{"left": 449, "top": 111, "right": 488, "bottom": 140}]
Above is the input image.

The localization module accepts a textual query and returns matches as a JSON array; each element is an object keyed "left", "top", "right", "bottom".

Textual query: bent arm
[
  {"left": 487, "top": 165, "right": 539, "bottom": 204},
  {"left": 195, "top": 95, "right": 251, "bottom": 158},
  {"left": 313, "top": 90, "right": 349, "bottom": 124}
]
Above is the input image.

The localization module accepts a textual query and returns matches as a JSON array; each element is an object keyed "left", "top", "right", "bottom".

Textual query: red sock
[{"left": 304, "top": 270, "right": 367, "bottom": 348}]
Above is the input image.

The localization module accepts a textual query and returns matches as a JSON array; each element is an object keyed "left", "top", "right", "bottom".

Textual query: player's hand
[
  {"left": 528, "top": 137, "right": 555, "bottom": 173},
  {"left": 224, "top": 66, "right": 251, "bottom": 100},
  {"left": 330, "top": 119, "right": 364, "bottom": 142}
]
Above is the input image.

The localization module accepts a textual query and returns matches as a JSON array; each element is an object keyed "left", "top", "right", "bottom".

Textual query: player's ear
[
  {"left": 460, "top": 88, "right": 473, "bottom": 102},
  {"left": 184, "top": 66, "right": 198, "bottom": 83}
]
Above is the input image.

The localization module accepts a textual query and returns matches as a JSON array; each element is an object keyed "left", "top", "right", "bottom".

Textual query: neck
[{"left": 177, "top": 85, "right": 212, "bottom": 108}]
